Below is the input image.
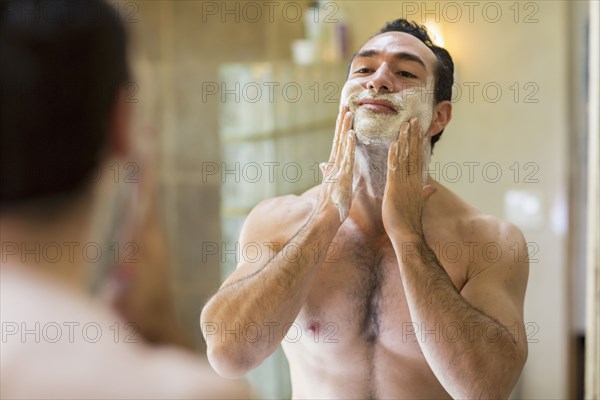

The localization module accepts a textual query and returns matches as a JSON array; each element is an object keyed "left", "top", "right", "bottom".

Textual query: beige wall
[{"left": 435, "top": 5, "right": 570, "bottom": 398}]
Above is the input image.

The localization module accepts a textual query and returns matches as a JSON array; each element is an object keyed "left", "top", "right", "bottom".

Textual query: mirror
[{"left": 124, "top": 1, "right": 598, "bottom": 398}]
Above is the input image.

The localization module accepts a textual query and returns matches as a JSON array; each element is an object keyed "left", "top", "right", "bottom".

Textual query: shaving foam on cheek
[
  {"left": 340, "top": 81, "right": 434, "bottom": 144},
  {"left": 339, "top": 79, "right": 435, "bottom": 186}
]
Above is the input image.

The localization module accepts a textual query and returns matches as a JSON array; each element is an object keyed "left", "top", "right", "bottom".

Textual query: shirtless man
[{"left": 201, "top": 19, "right": 529, "bottom": 399}]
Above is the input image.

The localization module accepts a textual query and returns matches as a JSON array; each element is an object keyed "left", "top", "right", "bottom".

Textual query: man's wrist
[
  {"left": 309, "top": 205, "right": 343, "bottom": 234},
  {"left": 387, "top": 226, "right": 425, "bottom": 245},
  {"left": 388, "top": 230, "right": 428, "bottom": 262}
]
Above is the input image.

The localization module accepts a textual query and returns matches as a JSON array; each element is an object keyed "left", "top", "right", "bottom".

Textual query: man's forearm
[
  {"left": 201, "top": 211, "right": 339, "bottom": 376},
  {"left": 391, "top": 235, "right": 522, "bottom": 399}
]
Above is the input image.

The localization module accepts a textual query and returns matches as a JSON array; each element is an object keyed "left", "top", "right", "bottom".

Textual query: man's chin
[
  {"left": 354, "top": 130, "right": 398, "bottom": 146},
  {"left": 353, "top": 112, "right": 404, "bottom": 146}
]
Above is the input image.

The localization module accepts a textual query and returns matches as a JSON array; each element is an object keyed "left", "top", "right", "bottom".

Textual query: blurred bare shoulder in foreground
[{"left": 0, "top": 259, "right": 249, "bottom": 400}]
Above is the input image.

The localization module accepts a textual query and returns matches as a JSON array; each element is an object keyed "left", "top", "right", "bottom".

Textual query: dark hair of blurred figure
[{"left": 0, "top": 0, "right": 130, "bottom": 213}]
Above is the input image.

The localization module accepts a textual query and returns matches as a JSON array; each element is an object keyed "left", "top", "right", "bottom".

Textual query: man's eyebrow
[{"left": 354, "top": 49, "right": 428, "bottom": 71}]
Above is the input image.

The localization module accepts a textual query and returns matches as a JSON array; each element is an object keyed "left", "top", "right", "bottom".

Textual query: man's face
[{"left": 341, "top": 32, "right": 438, "bottom": 147}]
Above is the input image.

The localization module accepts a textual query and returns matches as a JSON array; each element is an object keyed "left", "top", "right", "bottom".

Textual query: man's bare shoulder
[
  {"left": 430, "top": 185, "right": 529, "bottom": 315},
  {"left": 239, "top": 186, "right": 320, "bottom": 247},
  {"left": 429, "top": 181, "right": 527, "bottom": 270},
  {"left": 462, "top": 214, "right": 528, "bottom": 281},
  {"left": 432, "top": 181, "right": 526, "bottom": 247},
  {"left": 250, "top": 186, "right": 319, "bottom": 222},
  {"left": 457, "top": 211, "right": 525, "bottom": 246},
  {"left": 447, "top": 196, "right": 529, "bottom": 285}
]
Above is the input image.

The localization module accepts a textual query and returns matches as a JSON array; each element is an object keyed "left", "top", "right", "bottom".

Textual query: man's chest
[{"left": 293, "top": 227, "right": 469, "bottom": 354}]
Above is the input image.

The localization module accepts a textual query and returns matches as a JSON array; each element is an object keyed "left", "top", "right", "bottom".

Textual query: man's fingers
[
  {"left": 388, "top": 140, "right": 399, "bottom": 173},
  {"left": 342, "top": 110, "right": 353, "bottom": 135},
  {"left": 344, "top": 130, "right": 356, "bottom": 174},
  {"left": 330, "top": 106, "right": 349, "bottom": 161},
  {"left": 320, "top": 162, "right": 338, "bottom": 183},
  {"left": 335, "top": 111, "right": 353, "bottom": 166},
  {"left": 329, "top": 124, "right": 340, "bottom": 163},
  {"left": 338, "top": 120, "right": 351, "bottom": 172},
  {"left": 397, "top": 120, "right": 424, "bottom": 180},
  {"left": 400, "top": 121, "right": 410, "bottom": 162},
  {"left": 329, "top": 107, "right": 346, "bottom": 162},
  {"left": 322, "top": 110, "right": 353, "bottom": 184},
  {"left": 412, "top": 118, "right": 423, "bottom": 163},
  {"left": 319, "top": 162, "right": 328, "bottom": 174}
]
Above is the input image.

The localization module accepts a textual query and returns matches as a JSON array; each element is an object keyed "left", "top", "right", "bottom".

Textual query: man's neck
[
  {"left": 352, "top": 141, "right": 389, "bottom": 197},
  {"left": 349, "top": 141, "right": 390, "bottom": 232},
  {"left": 349, "top": 140, "right": 436, "bottom": 233},
  {"left": 0, "top": 198, "right": 92, "bottom": 291}
]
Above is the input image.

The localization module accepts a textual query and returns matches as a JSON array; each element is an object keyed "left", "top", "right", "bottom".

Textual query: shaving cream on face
[{"left": 340, "top": 79, "right": 435, "bottom": 185}]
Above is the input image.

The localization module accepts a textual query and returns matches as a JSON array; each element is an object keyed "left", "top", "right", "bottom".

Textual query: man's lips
[{"left": 356, "top": 99, "right": 397, "bottom": 114}]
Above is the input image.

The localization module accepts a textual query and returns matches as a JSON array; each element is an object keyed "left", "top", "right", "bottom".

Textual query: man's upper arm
[
  {"left": 219, "top": 195, "right": 311, "bottom": 289},
  {"left": 459, "top": 220, "right": 529, "bottom": 357}
]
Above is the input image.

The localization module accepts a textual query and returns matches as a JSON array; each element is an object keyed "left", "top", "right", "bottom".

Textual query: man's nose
[{"left": 366, "top": 65, "right": 394, "bottom": 93}]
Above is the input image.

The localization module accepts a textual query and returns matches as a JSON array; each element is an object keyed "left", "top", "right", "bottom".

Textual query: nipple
[{"left": 307, "top": 320, "right": 320, "bottom": 336}]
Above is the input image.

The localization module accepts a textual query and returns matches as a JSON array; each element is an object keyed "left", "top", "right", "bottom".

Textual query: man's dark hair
[
  {"left": 348, "top": 18, "right": 454, "bottom": 151},
  {"left": 0, "top": 0, "right": 129, "bottom": 212}
]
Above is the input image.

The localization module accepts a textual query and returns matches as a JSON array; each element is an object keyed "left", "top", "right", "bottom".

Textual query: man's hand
[
  {"left": 317, "top": 106, "right": 356, "bottom": 222},
  {"left": 382, "top": 118, "right": 436, "bottom": 238}
]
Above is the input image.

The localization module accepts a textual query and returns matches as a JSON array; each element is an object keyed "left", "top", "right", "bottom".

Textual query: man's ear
[
  {"left": 428, "top": 100, "right": 452, "bottom": 137},
  {"left": 108, "top": 87, "right": 131, "bottom": 157}
]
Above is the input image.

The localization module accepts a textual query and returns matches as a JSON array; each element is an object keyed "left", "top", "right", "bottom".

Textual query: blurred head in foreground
[{"left": 1, "top": 0, "right": 130, "bottom": 215}]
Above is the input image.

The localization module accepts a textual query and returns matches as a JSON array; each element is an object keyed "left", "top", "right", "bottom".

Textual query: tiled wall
[
  {"left": 219, "top": 61, "right": 346, "bottom": 398},
  {"left": 220, "top": 61, "right": 345, "bottom": 276},
  {"left": 127, "top": 1, "right": 304, "bottom": 352}
]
